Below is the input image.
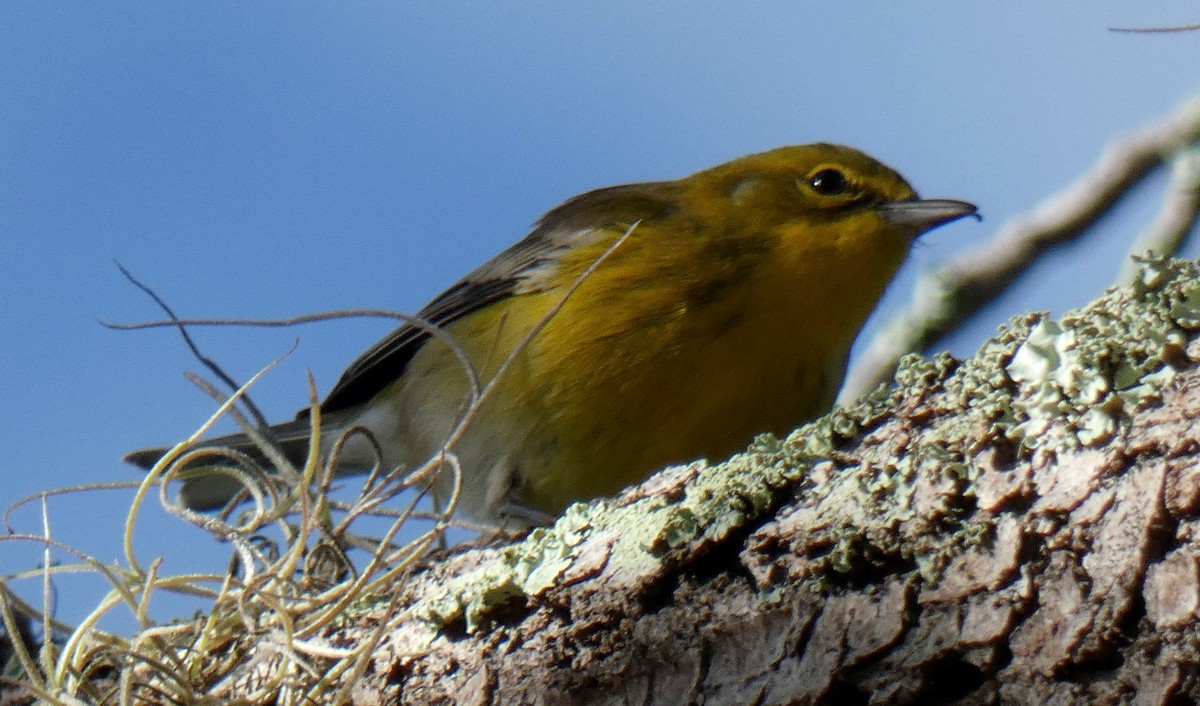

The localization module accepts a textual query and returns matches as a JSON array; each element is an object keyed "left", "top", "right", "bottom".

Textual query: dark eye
[{"left": 808, "top": 168, "right": 848, "bottom": 196}]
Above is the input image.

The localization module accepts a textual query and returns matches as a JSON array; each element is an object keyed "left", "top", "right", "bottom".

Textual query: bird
[{"left": 125, "top": 143, "right": 977, "bottom": 528}]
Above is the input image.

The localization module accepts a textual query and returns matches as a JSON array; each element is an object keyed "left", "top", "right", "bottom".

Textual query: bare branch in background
[
  {"left": 840, "top": 94, "right": 1200, "bottom": 403},
  {"left": 1109, "top": 23, "right": 1200, "bottom": 34},
  {"left": 1119, "top": 145, "right": 1200, "bottom": 285}
]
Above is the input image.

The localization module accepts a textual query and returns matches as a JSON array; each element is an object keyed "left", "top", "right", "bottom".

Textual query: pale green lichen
[
  {"left": 418, "top": 255, "right": 1200, "bottom": 630},
  {"left": 421, "top": 449, "right": 812, "bottom": 630},
  {"left": 1003, "top": 254, "right": 1199, "bottom": 452},
  {"left": 1167, "top": 276, "right": 1200, "bottom": 329}
]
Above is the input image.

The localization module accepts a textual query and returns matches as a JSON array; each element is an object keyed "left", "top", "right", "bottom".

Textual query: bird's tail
[{"left": 124, "top": 418, "right": 322, "bottom": 510}]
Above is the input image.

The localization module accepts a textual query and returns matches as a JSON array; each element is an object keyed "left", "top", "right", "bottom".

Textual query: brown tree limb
[
  {"left": 11, "top": 256, "right": 1200, "bottom": 703},
  {"left": 163, "top": 254, "right": 1200, "bottom": 705}
]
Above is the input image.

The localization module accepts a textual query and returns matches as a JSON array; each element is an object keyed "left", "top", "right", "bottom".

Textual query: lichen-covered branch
[
  {"left": 14, "top": 257, "right": 1200, "bottom": 705},
  {"left": 841, "top": 94, "right": 1200, "bottom": 404},
  {"left": 282, "top": 255, "right": 1200, "bottom": 704}
]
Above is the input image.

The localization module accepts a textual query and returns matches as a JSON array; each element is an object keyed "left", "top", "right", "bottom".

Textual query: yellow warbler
[{"left": 126, "top": 144, "right": 976, "bottom": 527}]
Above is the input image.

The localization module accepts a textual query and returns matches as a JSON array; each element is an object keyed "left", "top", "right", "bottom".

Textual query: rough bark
[{"left": 10, "top": 258, "right": 1200, "bottom": 705}]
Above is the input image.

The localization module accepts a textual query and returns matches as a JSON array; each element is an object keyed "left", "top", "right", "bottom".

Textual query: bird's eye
[{"left": 807, "top": 168, "right": 848, "bottom": 196}]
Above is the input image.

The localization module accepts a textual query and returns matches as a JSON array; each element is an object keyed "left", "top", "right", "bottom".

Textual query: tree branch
[{"left": 173, "top": 255, "right": 1200, "bottom": 705}]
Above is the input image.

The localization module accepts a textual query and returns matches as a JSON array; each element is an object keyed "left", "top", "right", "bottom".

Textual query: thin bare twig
[
  {"left": 1110, "top": 23, "right": 1200, "bottom": 33},
  {"left": 103, "top": 307, "right": 483, "bottom": 408},
  {"left": 113, "top": 262, "right": 272, "bottom": 431},
  {"left": 840, "top": 94, "right": 1200, "bottom": 403}
]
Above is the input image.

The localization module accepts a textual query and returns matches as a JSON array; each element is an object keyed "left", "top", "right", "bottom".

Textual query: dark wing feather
[{"left": 311, "top": 182, "right": 678, "bottom": 416}]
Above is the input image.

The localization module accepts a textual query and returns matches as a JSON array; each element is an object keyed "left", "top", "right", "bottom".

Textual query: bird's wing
[{"left": 310, "top": 182, "right": 677, "bottom": 416}]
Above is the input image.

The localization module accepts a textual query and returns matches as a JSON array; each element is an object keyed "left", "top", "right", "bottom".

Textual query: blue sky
[{"left": 3, "top": 3, "right": 1200, "bottom": 628}]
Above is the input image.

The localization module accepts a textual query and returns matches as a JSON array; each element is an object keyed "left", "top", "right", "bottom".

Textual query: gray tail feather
[{"left": 123, "top": 419, "right": 320, "bottom": 510}]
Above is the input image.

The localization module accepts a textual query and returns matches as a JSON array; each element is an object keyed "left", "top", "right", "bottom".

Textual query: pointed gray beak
[{"left": 878, "top": 198, "right": 979, "bottom": 235}]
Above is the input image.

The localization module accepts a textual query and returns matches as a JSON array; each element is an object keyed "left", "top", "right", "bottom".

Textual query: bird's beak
[{"left": 878, "top": 198, "right": 979, "bottom": 235}]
